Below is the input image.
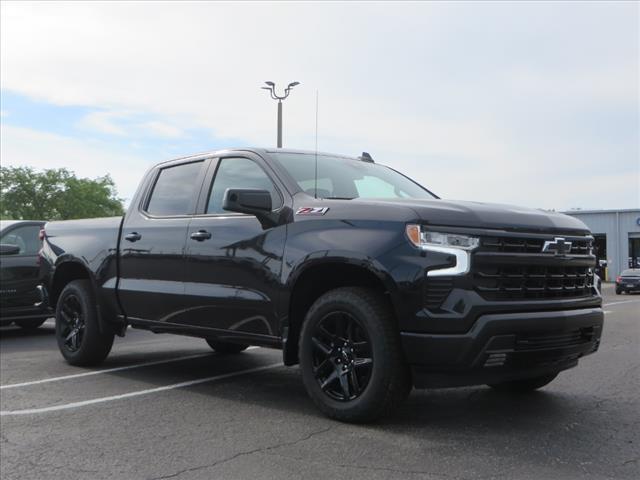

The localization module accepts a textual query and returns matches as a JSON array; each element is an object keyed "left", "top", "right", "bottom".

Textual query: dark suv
[
  {"left": 1, "top": 220, "right": 50, "bottom": 329},
  {"left": 40, "top": 148, "right": 604, "bottom": 422}
]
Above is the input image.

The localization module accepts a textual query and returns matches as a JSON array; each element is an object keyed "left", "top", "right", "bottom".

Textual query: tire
[
  {"left": 615, "top": 288, "right": 622, "bottom": 295},
  {"left": 488, "top": 373, "right": 558, "bottom": 393},
  {"left": 205, "top": 339, "right": 249, "bottom": 354},
  {"left": 299, "top": 287, "right": 411, "bottom": 423},
  {"left": 55, "top": 280, "right": 114, "bottom": 366},
  {"left": 15, "top": 318, "right": 46, "bottom": 330}
]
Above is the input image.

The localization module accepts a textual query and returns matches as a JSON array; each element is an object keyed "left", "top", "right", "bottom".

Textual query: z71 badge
[{"left": 296, "top": 207, "right": 329, "bottom": 216}]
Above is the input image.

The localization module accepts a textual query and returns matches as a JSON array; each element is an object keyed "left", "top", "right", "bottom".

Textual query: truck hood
[{"left": 351, "top": 198, "right": 590, "bottom": 235}]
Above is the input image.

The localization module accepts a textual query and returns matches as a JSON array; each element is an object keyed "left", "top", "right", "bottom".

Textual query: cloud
[
  {"left": 78, "top": 110, "right": 185, "bottom": 139},
  {"left": 139, "top": 121, "right": 183, "bottom": 139},
  {"left": 79, "top": 110, "right": 129, "bottom": 136},
  {"left": 1, "top": 1, "right": 638, "bottom": 210}
]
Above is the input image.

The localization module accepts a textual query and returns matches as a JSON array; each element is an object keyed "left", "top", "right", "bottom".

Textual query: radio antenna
[{"left": 314, "top": 90, "right": 319, "bottom": 199}]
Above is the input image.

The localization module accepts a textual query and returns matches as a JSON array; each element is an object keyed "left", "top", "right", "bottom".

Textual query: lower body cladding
[{"left": 402, "top": 307, "right": 603, "bottom": 388}]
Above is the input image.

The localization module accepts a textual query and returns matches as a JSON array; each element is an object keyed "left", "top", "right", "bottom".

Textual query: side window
[
  {"left": 146, "top": 161, "right": 204, "bottom": 216},
  {"left": 206, "top": 158, "right": 282, "bottom": 214},
  {"left": 0, "top": 225, "right": 41, "bottom": 255}
]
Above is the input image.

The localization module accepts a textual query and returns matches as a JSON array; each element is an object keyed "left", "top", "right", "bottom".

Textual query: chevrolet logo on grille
[{"left": 542, "top": 237, "right": 573, "bottom": 255}]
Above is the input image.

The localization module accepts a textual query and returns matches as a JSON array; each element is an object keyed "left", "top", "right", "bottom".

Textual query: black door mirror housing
[
  {"left": 223, "top": 189, "right": 272, "bottom": 214},
  {"left": 0, "top": 244, "right": 21, "bottom": 255},
  {"left": 222, "top": 189, "right": 278, "bottom": 228}
]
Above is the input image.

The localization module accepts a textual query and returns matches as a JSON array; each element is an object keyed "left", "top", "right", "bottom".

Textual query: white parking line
[
  {"left": 0, "top": 363, "right": 281, "bottom": 416},
  {"left": 0, "top": 346, "right": 260, "bottom": 390},
  {"left": 602, "top": 299, "right": 640, "bottom": 307}
]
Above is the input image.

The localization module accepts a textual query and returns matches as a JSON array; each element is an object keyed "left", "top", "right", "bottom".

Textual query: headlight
[
  {"left": 405, "top": 225, "right": 479, "bottom": 250},
  {"left": 406, "top": 224, "right": 479, "bottom": 276}
]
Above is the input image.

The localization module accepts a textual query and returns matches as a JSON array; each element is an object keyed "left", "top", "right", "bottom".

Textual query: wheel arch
[
  {"left": 50, "top": 259, "right": 115, "bottom": 335},
  {"left": 50, "top": 260, "right": 93, "bottom": 306},
  {"left": 282, "top": 257, "right": 398, "bottom": 366}
]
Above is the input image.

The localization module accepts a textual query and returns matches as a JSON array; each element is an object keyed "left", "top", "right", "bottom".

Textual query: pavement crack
[{"left": 146, "top": 425, "right": 334, "bottom": 480}]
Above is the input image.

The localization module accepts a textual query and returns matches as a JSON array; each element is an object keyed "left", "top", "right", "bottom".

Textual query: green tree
[{"left": 0, "top": 166, "right": 125, "bottom": 220}]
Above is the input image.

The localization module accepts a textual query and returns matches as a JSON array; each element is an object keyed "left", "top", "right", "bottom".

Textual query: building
[{"left": 563, "top": 209, "right": 640, "bottom": 281}]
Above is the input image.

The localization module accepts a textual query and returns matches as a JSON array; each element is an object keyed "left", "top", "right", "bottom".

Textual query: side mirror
[
  {"left": 223, "top": 188, "right": 272, "bottom": 214},
  {"left": 0, "top": 244, "right": 21, "bottom": 255},
  {"left": 222, "top": 189, "right": 278, "bottom": 228}
]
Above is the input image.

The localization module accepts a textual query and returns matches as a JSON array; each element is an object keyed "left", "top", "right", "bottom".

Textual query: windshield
[{"left": 272, "top": 153, "right": 437, "bottom": 200}]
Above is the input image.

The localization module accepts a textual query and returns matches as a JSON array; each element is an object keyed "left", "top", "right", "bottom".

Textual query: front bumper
[
  {"left": 401, "top": 307, "right": 603, "bottom": 388},
  {"left": 0, "top": 285, "right": 51, "bottom": 324}
]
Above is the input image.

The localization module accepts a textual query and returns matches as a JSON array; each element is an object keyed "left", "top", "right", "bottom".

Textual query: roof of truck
[{"left": 158, "top": 147, "right": 362, "bottom": 167}]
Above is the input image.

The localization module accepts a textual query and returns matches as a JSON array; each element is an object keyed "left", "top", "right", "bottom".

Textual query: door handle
[
  {"left": 125, "top": 232, "right": 142, "bottom": 242},
  {"left": 190, "top": 230, "right": 212, "bottom": 241}
]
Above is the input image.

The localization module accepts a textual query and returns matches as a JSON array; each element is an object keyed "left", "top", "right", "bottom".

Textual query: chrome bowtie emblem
[{"left": 542, "top": 237, "right": 573, "bottom": 255}]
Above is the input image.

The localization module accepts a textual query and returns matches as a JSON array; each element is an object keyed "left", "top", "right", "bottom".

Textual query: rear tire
[
  {"left": 55, "top": 280, "right": 114, "bottom": 366},
  {"left": 15, "top": 318, "right": 46, "bottom": 330},
  {"left": 299, "top": 287, "right": 411, "bottom": 423},
  {"left": 488, "top": 373, "right": 558, "bottom": 393},
  {"left": 205, "top": 339, "right": 249, "bottom": 354}
]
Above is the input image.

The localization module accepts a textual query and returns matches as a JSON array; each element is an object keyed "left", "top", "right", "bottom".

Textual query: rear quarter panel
[{"left": 42, "top": 216, "right": 124, "bottom": 323}]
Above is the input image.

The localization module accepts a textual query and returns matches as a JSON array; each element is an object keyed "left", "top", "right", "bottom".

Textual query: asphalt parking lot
[{"left": 1, "top": 284, "right": 638, "bottom": 480}]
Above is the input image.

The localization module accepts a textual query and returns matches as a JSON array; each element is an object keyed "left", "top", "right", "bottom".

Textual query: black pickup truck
[{"left": 40, "top": 148, "right": 603, "bottom": 422}]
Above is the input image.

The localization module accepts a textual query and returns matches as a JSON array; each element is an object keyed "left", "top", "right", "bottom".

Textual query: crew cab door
[
  {"left": 118, "top": 158, "right": 208, "bottom": 323},
  {"left": 181, "top": 154, "right": 287, "bottom": 341}
]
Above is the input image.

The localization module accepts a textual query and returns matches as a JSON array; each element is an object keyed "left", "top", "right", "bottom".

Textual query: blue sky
[
  {"left": 1, "top": 89, "right": 237, "bottom": 160},
  {"left": 1, "top": 1, "right": 638, "bottom": 209}
]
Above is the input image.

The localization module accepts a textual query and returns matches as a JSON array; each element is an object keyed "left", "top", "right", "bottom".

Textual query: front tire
[
  {"left": 15, "top": 318, "right": 46, "bottom": 330},
  {"left": 615, "top": 287, "right": 622, "bottom": 295},
  {"left": 299, "top": 287, "right": 411, "bottom": 423},
  {"left": 488, "top": 373, "right": 558, "bottom": 393},
  {"left": 55, "top": 280, "right": 114, "bottom": 366},
  {"left": 205, "top": 339, "right": 249, "bottom": 354}
]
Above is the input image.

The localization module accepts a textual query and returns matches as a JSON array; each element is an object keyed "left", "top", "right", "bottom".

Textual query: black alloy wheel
[
  {"left": 299, "top": 287, "right": 411, "bottom": 423},
  {"left": 58, "top": 293, "right": 85, "bottom": 352},
  {"left": 55, "top": 280, "right": 114, "bottom": 366},
  {"left": 310, "top": 311, "right": 373, "bottom": 402}
]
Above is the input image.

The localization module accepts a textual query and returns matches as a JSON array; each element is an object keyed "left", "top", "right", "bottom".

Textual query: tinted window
[
  {"left": 273, "top": 153, "right": 436, "bottom": 200},
  {"left": 0, "top": 225, "right": 41, "bottom": 255},
  {"left": 206, "top": 158, "right": 281, "bottom": 214},
  {"left": 146, "top": 161, "right": 203, "bottom": 216}
]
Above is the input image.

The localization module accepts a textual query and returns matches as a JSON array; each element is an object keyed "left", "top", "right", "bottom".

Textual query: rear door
[
  {"left": 0, "top": 222, "right": 44, "bottom": 317},
  {"left": 180, "top": 153, "right": 288, "bottom": 342},
  {"left": 118, "top": 158, "right": 209, "bottom": 323}
]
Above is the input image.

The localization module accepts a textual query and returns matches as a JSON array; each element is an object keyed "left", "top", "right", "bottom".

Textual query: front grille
[
  {"left": 474, "top": 264, "right": 594, "bottom": 300},
  {"left": 620, "top": 277, "right": 640, "bottom": 284},
  {"left": 481, "top": 236, "right": 592, "bottom": 255}
]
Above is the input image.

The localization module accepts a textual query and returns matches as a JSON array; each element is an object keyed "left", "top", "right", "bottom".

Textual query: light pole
[{"left": 261, "top": 81, "right": 300, "bottom": 148}]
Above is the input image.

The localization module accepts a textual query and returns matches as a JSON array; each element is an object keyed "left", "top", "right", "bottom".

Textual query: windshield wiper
[{"left": 323, "top": 196, "right": 356, "bottom": 200}]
